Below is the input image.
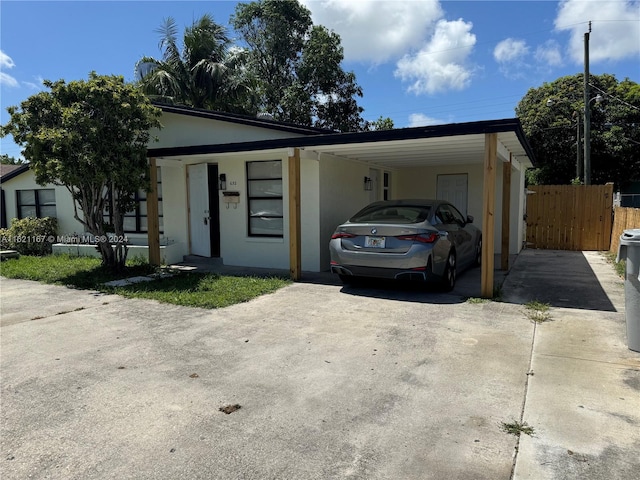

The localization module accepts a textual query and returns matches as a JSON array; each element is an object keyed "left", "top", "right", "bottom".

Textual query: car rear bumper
[{"left": 330, "top": 264, "right": 434, "bottom": 282}]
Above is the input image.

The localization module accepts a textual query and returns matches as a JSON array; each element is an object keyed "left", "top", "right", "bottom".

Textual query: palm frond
[
  {"left": 134, "top": 56, "right": 161, "bottom": 82},
  {"left": 155, "top": 17, "right": 181, "bottom": 64}
]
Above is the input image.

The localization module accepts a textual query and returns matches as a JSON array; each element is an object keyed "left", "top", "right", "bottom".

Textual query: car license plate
[{"left": 365, "top": 236, "right": 386, "bottom": 248}]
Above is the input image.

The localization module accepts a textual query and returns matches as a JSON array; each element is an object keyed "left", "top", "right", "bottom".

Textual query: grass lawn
[{"left": 0, "top": 254, "right": 291, "bottom": 309}]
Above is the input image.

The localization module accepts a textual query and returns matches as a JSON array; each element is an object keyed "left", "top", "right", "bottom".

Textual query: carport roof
[{"left": 147, "top": 117, "right": 536, "bottom": 168}]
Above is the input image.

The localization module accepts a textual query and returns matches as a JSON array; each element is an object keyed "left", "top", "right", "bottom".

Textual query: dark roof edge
[
  {"left": 0, "top": 163, "right": 30, "bottom": 183},
  {"left": 153, "top": 102, "right": 332, "bottom": 136},
  {"left": 148, "top": 117, "right": 536, "bottom": 166}
]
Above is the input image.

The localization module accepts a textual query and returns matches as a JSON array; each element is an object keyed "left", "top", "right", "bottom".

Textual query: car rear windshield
[{"left": 350, "top": 205, "right": 432, "bottom": 224}]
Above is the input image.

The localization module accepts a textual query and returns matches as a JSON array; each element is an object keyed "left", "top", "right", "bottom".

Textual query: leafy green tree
[
  {"left": 1, "top": 72, "right": 162, "bottom": 271},
  {"left": 136, "top": 14, "right": 256, "bottom": 113},
  {"left": 0, "top": 154, "right": 24, "bottom": 165},
  {"left": 232, "top": 0, "right": 365, "bottom": 131},
  {"left": 365, "top": 116, "right": 395, "bottom": 131},
  {"left": 516, "top": 73, "right": 640, "bottom": 188}
]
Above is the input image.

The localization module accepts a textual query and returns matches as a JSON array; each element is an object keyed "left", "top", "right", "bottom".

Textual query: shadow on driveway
[
  {"left": 500, "top": 249, "right": 618, "bottom": 311},
  {"left": 174, "top": 250, "right": 619, "bottom": 311}
]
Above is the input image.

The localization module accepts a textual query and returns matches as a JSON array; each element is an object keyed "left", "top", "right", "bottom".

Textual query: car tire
[
  {"left": 441, "top": 253, "right": 456, "bottom": 292},
  {"left": 474, "top": 237, "right": 482, "bottom": 268}
]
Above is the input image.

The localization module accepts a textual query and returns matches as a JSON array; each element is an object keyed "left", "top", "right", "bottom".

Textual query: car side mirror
[{"left": 466, "top": 215, "right": 474, "bottom": 224}]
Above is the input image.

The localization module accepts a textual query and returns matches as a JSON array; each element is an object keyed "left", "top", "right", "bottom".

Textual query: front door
[{"left": 188, "top": 164, "right": 220, "bottom": 257}]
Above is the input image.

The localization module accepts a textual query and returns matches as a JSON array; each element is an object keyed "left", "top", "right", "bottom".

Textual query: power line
[{"left": 589, "top": 83, "right": 640, "bottom": 111}]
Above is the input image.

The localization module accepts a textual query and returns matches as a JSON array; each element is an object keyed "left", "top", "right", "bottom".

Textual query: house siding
[{"left": 150, "top": 112, "right": 309, "bottom": 150}]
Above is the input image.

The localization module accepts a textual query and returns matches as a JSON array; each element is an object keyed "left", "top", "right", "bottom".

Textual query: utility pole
[
  {"left": 583, "top": 21, "right": 592, "bottom": 185},
  {"left": 576, "top": 115, "right": 582, "bottom": 181}
]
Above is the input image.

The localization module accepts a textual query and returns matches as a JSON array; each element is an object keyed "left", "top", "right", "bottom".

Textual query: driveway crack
[{"left": 509, "top": 320, "right": 537, "bottom": 480}]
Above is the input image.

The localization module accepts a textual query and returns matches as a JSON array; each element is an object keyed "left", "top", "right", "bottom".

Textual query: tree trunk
[{"left": 111, "top": 186, "right": 129, "bottom": 272}]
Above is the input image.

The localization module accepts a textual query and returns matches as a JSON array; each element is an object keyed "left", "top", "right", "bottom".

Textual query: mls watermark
[{"left": 1, "top": 235, "right": 129, "bottom": 244}]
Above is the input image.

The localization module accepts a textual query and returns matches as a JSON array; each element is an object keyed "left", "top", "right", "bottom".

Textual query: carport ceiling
[{"left": 308, "top": 134, "right": 488, "bottom": 168}]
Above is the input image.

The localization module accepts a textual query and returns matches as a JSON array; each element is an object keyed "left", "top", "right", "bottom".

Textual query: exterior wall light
[
  {"left": 364, "top": 176, "right": 372, "bottom": 191},
  {"left": 219, "top": 173, "right": 227, "bottom": 191}
]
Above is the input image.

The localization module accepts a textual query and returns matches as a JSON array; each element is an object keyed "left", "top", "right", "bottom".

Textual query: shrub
[{"left": 1, "top": 217, "right": 58, "bottom": 255}]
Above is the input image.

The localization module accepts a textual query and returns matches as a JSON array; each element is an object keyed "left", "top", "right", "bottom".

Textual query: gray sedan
[{"left": 329, "top": 199, "right": 482, "bottom": 290}]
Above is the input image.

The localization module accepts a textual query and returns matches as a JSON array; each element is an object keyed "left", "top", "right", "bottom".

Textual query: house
[{"left": 1, "top": 104, "right": 536, "bottom": 297}]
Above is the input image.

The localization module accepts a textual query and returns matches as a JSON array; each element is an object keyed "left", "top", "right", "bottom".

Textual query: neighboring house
[
  {"left": 1, "top": 163, "right": 64, "bottom": 230},
  {"left": 1, "top": 103, "right": 536, "bottom": 295},
  {"left": 1, "top": 164, "right": 26, "bottom": 228},
  {"left": 620, "top": 181, "right": 640, "bottom": 208}
]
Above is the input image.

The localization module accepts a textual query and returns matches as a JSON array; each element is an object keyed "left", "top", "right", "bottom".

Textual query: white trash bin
[{"left": 617, "top": 228, "right": 640, "bottom": 352}]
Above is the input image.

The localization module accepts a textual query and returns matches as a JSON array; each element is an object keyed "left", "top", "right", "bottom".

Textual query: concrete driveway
[{"left": 1, "top": 250, "right": 639, "bottom": 479}]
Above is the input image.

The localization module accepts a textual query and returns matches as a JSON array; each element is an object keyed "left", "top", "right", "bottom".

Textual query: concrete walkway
[
  {"left": 1, "top": 250, "right": 638, "bottom": 479},
  {"left": 503, "top": 251, "right": 639, "bottom": 480}
]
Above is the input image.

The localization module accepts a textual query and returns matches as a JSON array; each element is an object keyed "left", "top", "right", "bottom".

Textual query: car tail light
[
  {"left": 331, "top": 232, "right": 357, "bottom": 239},
  {"left": 396, "top": 233, "right": 438, "bottom": 243}
]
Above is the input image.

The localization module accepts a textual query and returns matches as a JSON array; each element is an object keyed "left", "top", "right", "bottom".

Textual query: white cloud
[
  {"left": 300, "top": 2, "right": 477, "bottom": 94},
  {"left": 493, "top": 38, "right": 529, "bottom": 63},
  {"left": 555, "top": 0, "right": 640, "bottom": 63},
  {"left": 0, "top": 50, "right": 18, "bottom": 87},
  {"left": 394, "top": 19, "right": 476, "bottom": 95},
  {"left": 0, "top": 50, "right": 15, "bottom": 69},
  {"left": 408, "top": 113, "right": 445, "bottom": 127},
  {"left": 0, "top": 72, "right": 18, "bottom": 88},
  {"left": 535, "top": 40, "right": 563, "bottom": 67},
  {"left": 300, "top": 0, "right": 443, "bottom": 63},
  {"left": 493, "top": 38, "right": 535, "bottom": 79},
  {"left": 22, "top": 80, "right": 41, "bottom": 90}
]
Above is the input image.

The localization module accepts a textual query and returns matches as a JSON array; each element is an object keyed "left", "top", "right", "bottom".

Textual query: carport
[{"left": 147, "top": 118, "right": 535, "bottom": 298}]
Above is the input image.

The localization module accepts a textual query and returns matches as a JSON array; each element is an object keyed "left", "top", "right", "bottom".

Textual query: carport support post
[
  {"left": 147, "top": 157, "right": 161, "bottom": 266},
  {"left": 501, "top": 154, "right": 512, "bottom": 271},
  {"left": 288, "top": 148, "right": 302, "bottom": 281},
  {"left": 482, "top": 134, "right": 497, "bottom": 298}
]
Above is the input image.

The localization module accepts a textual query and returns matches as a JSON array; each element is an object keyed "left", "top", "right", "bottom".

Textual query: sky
[{"left": 1, "top": 0, "right": 639, "bottom": 160}]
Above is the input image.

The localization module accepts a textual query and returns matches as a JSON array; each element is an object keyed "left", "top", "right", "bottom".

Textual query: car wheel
[
  {"left": 442, "top": 253, "right": 456, "bottom": 292},
  {"left": 474, "top": 237, "right": 482, "bottom": 268}
]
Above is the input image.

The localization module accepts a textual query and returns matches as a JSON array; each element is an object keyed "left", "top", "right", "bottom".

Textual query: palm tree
[{"left": 135, "top": 14, "right": 256, "bottom": 113}]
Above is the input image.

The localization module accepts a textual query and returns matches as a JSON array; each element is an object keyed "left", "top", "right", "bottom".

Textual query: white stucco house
[{"left": 1, "top": 103, "right": 536, "bottom": 297}]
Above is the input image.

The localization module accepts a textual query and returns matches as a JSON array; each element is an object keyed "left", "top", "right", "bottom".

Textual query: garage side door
[{"left": 437, "top": 174, "right": 468, "bottom": 217}]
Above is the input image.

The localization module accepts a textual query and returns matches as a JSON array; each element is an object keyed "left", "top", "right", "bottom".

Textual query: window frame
[
  {"left": 246, "top": 160, "right": 284, "bottom": 238},
  {"left": 16, "top": 188, "right": 57, "bottom": 219},
  {"left": 102, "top": 167, "right": 163, "bottom": 234}
]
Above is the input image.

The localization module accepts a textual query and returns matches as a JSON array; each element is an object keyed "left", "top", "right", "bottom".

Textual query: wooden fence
[
  {"left": 610, "top": 207, "right": 640, "bottom": 254},
  {"left": 526, "top": 184, "right": 614, "bottom": 251}
]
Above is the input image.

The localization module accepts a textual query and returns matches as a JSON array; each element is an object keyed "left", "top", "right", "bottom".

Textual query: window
[
  {"left": 351, "top": 204, "right": 431, "bottom": 224},
  {"left": 103, "top": 167, "right": 163, "bottom": 234},
  {"left": 247, "top": 160, "right": 283, "bottom": 237},
  {"left": 383, "top": 172, "right": 391, "bottom": 200},
  {"left": 17, "top": 189, "right": 56, "bottom": 219},
  {"left": 436, "top": 204, "right": 466, "bottom": 226}
]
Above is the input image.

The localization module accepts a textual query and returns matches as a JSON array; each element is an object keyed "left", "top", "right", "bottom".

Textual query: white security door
[
  {"left": 188, "top": 163, "right": 211, "bottom": 257},
  {"left": 437, "top": 174, "right": 468, "bottom": 217}
]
